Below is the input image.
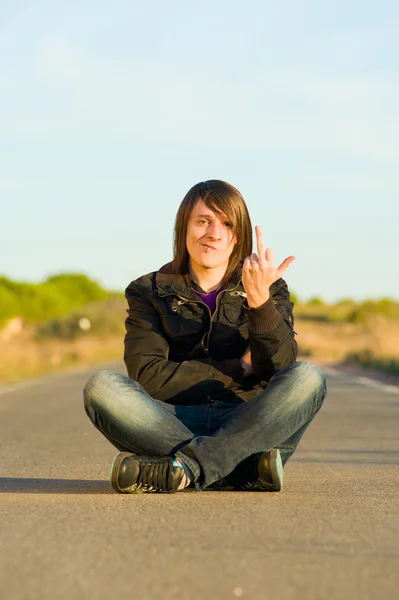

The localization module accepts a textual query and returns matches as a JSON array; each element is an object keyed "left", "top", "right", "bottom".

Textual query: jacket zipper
[
  {"left": 166, "top": 281, "right": 243, "bottom": 356},
  {"left": 205, "top": 288, "right": 247, "bottom": 354}
]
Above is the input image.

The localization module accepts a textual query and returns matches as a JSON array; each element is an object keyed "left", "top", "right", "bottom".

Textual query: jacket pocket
[{"left": 160, "top": 314, "right": 203, "bottom": 339}]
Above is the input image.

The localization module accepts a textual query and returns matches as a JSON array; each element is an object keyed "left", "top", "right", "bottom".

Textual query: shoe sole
[
  {"left": 110, "top": 452, "right": 138, "bottom": 494},
  {"left": 270, "top": 448, "right": 283, "bottom": 491},
  {"left": 259, "top": 448, "right": 283, "bottom": 491}
]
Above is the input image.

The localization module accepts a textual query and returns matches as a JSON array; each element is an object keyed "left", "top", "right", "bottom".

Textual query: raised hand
[{"left": 242, "top": 225, "right": 295, "bottom": 308}]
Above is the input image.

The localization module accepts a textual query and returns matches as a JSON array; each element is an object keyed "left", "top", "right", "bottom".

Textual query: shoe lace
[{"left": 135, "top": 457, "right": 171, "bottom": 492}]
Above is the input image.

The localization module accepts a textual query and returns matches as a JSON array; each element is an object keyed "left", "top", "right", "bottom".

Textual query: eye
[{"left": 224, "top": 221, "right": 233, "bottom": 229}]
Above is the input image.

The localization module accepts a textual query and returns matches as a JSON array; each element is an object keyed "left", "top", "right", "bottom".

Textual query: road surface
[{"left": 0, "top": 362, "right": 398, "bottom": 600}]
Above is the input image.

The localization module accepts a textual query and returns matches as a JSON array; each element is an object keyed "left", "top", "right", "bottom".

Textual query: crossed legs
[{"left": 83, "top": 361, "right": 327, "bottom": 491}]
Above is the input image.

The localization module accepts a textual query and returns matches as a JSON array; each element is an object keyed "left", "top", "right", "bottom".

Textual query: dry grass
[
  {"left": 1, "top": 316, "right": 398, "bottom": 386},
  {"left": 0, "top": 332, "right": 123, "bottom": 384},
  {"left": 296, "top": 319, "right": 367, "bottom": 361},
  {"left": 296, "top": 317, "right": 399, "bottom": 375}
]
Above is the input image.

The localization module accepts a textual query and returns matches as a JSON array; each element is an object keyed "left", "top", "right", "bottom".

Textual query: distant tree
[
  {"left": 0, "top": 284, "right": 20, "bottom": 326},
  {"left": 307, "top": 296, "right": 325, "bottom": 307},
  {"left": 0, "top": 273, "right": 109, "bottom": 326},
  {"left": 44, "top": 273, "right": 107, "bottom": 304},
  {"left": 290, "top": 291, "right": 299, "bottom": 305},
  {"left": 334, "top": 298, "right": 356, "bottom": 307},
  {"left": 348, "top": 298, "right": 399, "bottom": 324}
]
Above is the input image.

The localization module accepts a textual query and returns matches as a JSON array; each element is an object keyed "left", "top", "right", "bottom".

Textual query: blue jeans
[{"left": 83, "top": 361, "right": 327, "bottom": 491}]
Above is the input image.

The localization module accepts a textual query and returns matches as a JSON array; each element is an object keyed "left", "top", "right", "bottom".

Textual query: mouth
[{"left": 201, "top": 243, "right": 216, "bottom": 252}]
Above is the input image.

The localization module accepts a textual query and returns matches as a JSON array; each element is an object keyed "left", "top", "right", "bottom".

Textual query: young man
[{"left": 84, "top": 180, "right": 327, "bottom": 493}]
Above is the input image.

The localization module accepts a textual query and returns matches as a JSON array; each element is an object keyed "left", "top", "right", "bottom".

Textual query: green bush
[
  {"left": 345, "top": 350, "right": 399, "bottom": 376},
  {"left": 45, "top": 274, "right": 107, "bottom": 305},
  {"left": 36, "top": 295, "right": 126, "bottom": 341},
  {"left": 0, "top": 273, "right": 110, "bottom": 326},
  {"left": 307, "top": 296, "right": 326, "bottom": 307},
  {"left": 348, "top": 298, "right": 399, "bottom": 325},
  {"left": 297, "top": 296, "right": 399, "bottom": 325},
  {"left": 0, "top": 282, "right": 20, "bottom": 325},
  {"left": 334, "top": 298, "right": 357, "bottom": 308}
]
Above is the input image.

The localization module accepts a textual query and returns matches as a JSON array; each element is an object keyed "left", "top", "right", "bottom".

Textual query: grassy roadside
[
  {"left": 0, "top": 334, "right": 124, "bottom": 384},
  {"left": 295, "top": 318, "right": 399, "bottom": 375},
  {"left": 1, "top": 317, "right": 398, "bottom": 387},
  {"left": 0, "top": 294, "right": 127, "bottom": 385},
  {"left": 1, "top": 291, "right": 398, "bottom": 386}
]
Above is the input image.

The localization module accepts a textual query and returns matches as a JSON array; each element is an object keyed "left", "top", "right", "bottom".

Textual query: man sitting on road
[{"left": 83, "top": 180, "right": 327, "bottom": 493}]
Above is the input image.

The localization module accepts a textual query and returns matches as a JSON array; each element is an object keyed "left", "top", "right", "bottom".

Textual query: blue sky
[{"left": 1, "top": 0, "right": 398, "bottom": 302}]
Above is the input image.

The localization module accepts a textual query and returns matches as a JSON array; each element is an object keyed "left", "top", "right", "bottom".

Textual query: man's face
[{"left": 186, "top": 199, "right": 236, "bottom": 273}]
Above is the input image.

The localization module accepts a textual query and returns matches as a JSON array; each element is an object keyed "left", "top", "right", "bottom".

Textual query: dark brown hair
[{"left": 173, "top": 180, "right": 253, "bottom": 285}]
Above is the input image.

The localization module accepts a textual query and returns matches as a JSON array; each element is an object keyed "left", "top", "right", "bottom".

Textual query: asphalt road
[{"left": 0, "top": 362, "right": 398, "bottom": 600}]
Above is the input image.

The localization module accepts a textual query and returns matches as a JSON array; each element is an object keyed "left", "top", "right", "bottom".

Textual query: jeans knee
[
  {"left": 293, "top": 361, "right": 327, "bottom": 405},
  {"left": 83, "top": 369, "right": 115, "bottom": 412},
  {"left": 294, "top": 360, "right": 326, "bottom": 383}
]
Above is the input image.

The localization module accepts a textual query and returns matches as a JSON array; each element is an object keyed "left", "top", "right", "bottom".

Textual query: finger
[
  {"left": 276, "top": 256, "right": 296, "bottom": 277},
  {"left": 250, "top": 253, "right": 259, "bottom": 268},
  {"left": 265, "top": 247, "right": 274, "bottom": 267},
  {"left": 255, "top": 226, "right": 267, "bottom": 268},
  {"left": 243, "top": 256, "right": 251, "bottom": 271}
]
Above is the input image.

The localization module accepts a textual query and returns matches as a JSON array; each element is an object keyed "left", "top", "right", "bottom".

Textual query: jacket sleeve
[
  {"left": 124, "top": 284, "right": 244, "bottom": 404},
  {"left": 246, "top": 278, "right": 297, "bottom": 381}
]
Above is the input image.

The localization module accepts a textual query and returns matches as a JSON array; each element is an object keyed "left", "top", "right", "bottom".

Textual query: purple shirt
[{"left": 192, "top": 286, "right": 223, "bottom": 315}]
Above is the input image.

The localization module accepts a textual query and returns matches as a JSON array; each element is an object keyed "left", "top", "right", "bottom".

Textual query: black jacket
[{"left": 124, "top": 262, "right": 297, "bottom": 405}]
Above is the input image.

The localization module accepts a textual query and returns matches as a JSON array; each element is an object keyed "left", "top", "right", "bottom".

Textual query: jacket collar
[{"left": 155, "top": 261, "right": 243, "bottom": 298}]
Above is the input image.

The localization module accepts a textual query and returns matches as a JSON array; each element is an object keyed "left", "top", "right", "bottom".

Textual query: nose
[{"left": 207, "top": 220, "right": 222, "bottom": 239}]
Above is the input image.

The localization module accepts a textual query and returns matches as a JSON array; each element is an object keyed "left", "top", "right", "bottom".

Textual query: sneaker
[
  {"left": 226, "top": 449, "right": 283, "bottom": 492},
  {"left": 110, "top": 452, "right": 184, "bottom": 493}
]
